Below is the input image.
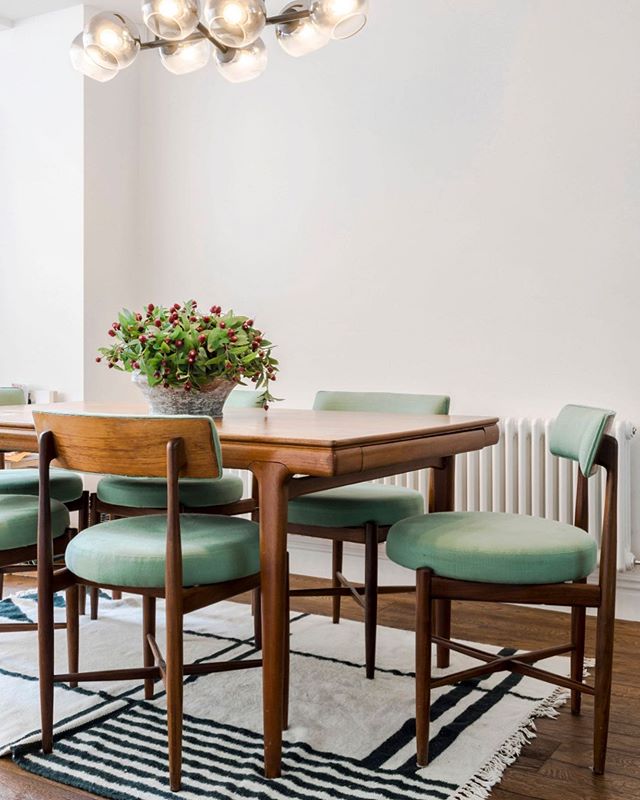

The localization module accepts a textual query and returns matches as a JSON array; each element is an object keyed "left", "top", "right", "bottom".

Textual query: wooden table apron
[{"left": 0, "top": 405, "right": 499, "bottom": 778}]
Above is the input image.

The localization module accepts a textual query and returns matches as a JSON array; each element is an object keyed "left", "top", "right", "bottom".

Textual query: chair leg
[
  {"left": 0, "top": 571, "right": 4, "bottom": 600},
  {"left": 252, "top": 588, "right": 262, "bottom": 650},
  {"left": 78, "top": 585, "right": 87, "bottom": 616},
  {"left": 38, "top": 581, "right": 55, "bottom": 753},
  {"left": 332, "top": 540, "right": 343, "bottom": 624},
  {"left": 90, "top": 588, "right": 100, "bottom": 620},
  {"left": 364, "top": 524, "right": 379, "bottom": 679},
  {"left": 570, "top": 583, "right": 586, "bottom": 715},
  {"left": 415, "top": 569, "right": 433, "bottom": 768},
  {"left": 593, "top": 599, "right": 615, "bottom": 774},
  {"left": 435, "top": 600, "right": 452, "bottom": 669},
  {"left": 65, "top": 586, "right": 79, "bottom": 689},
  {"left": 166, "top": 593, "right": 184, "bottom": 791},
  {"left": 283, "top": 555, "right": 290, "bottom": 731},
  {"left": 143, "top": 595, "right": 156, "bottom": 700}
]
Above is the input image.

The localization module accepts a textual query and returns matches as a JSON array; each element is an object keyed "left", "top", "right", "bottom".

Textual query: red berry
[
  {"left": 173, "top": 303, "right": 181, "bottom": 310},
  {"left": 198, "top": 334, "right": 206, "bottom": 344},
  {"left": 112, "top": 322, "right": 121, "bottom": 330},
  {"left": 135, "top": 313, "right": 142, "bottom": 321},
  {"left": 184, "top": 381, "right": 192, "bottom": 392},
  {"left": 225, "top": 361, "right": 232, "bottom": 369},
  {"left": 247, "top": 319, "right": 254, "bottom": 327},
  {"left": 108, "top": 329, "right": 116, "bottom": 337},
  {"left": 219, "top": 321, "right": 226, "bottom": 329},
  {"left": 203, "top": 316, "right": 211, "bottom": 324},
  {"left": 139, "top": 335, "right": 147, "bottom": 344},
  {"left": 165, "top": 337, "right": 171, "bottom": 344},
  {"left": 154, "top": 319, "right": 162, "bottom": 328},
  {"left": 189, "top": 316, "right": 197, "bottom": 322},
  {"left": 189, "top": 349, "right": 197, "bottom": 358},
  {"left": 263, "top": 403, "right": 269, "bottom": 411},
  {"left": 176, "top": 339, "right": 184, "bottom": 348},
  {"left": 163, "top": 381, "right": 170, "bottom": 388},
  {"left": 270, "top": 374, "right": 276, "bottom": 381},
  {"left": 95, "top": 357, "right": 102, "bottom": 363},
  {"left": 154, "top": 371, "right": 161, "bottom": 378},
  {"left": 132, "top": 361, "right": 140, "bottom": 370},
  {"left": 147, "top": 303, "right": 154, "bottom": 312},
  {"left": 108, "top": 362, "right": 114, "bottom": 369}
]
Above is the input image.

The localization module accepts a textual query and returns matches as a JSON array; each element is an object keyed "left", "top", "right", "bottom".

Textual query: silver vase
[{"left": 133, "top": 373, "right": 236, "bottom": 419}]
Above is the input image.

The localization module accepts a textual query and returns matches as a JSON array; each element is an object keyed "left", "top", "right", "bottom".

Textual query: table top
[{"left": 0, "top": 403, "right": 500, "bottom": 476}]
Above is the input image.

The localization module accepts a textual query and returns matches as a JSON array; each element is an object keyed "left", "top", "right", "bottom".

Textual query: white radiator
[
  {"left": 376, "top": 418, "right": 637, "bottom": 573},
  {"left": 228, "top": 417, "right": 637, "bottom": 573}
]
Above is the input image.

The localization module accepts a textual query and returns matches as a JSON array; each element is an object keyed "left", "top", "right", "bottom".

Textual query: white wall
[
  {"left": 137, "top": 0, "right": 640, "bottom": 417},
  {"left": 0, "top": 5, "right": 85, "bottom": 400},
  {"left": 83, "top": 6, "right": 143, "bottom": 404},
  {"left": 136, "top": 0, "right": 640, "bottom": 552}
]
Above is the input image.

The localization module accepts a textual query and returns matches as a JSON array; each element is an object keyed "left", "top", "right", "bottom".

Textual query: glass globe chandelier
[{"left": 70, "top": 1, "right": 369, "bottom": 84}]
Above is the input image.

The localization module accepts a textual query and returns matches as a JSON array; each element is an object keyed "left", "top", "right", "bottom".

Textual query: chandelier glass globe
[
  {"left": 276, "top": 2, "right": 329, "bottom": 57},
  {"left": 160, "top": 38, "right": 211, "bottom": 74},
  {"left": 214, "top": 37, "right": 267, "bottom": 82},
  {"left": 69, "top": 33, "right": 119, "bottom": 81},
  {"left": 203, "top": 0, "right": 267, "bottom": 48},
  {"left": 142, "top": 0, "right": 200, "bottom": 41},
  {"left": 83, "top": 12, "right": 140, "bottom": 70},
  {"left": 310, "top": 0, "right": 368, "bottom": 40}
]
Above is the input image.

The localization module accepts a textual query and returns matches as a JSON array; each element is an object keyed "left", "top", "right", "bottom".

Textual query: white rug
[{"left": 0, "top": 592, "right": 573, "bottom": 800}]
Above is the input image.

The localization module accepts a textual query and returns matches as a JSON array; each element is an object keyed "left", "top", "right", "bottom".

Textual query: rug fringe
[{"left": 451, "top": 685, "right": 570, "bottom": 800}]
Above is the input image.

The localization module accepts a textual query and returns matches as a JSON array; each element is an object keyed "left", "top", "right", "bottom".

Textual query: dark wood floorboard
[{"left": 1, "top": 573, "right": 639, "bottom": 799}]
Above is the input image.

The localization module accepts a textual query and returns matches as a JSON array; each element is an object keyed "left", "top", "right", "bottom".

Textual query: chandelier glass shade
[
  {"left": 143, "top": 0, "right": 200, "bottom": 40},
  {"left": 71, "top": 1, "right": 368, "bottom": 84},
  {"left": 275, "top": 1, "right": 329, "bottom": 57},
  {"left": 160, "top": 38, "right": 211, "bottom": 73},
  {"left": 203, "top": 0, "right": 267, "bottom": 48}
]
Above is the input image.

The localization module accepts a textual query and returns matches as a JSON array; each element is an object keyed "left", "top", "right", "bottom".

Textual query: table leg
[
  {"left": 252, "top": 461, "right": 290, "bottom": 779},
  {"left": 432, "top": 456, "right": 455, "bottom": 669}
]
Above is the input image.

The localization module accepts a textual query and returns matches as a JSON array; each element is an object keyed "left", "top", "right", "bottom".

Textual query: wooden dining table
[{"left": 0, "top": 402, "right": 499, "bottom": 778}]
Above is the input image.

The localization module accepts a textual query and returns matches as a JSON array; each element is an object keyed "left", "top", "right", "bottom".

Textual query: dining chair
[
  {"left": 287, "top": 390, "right": 450, "bottom": 678},
  {"left": 386, "top": 404, "right": 617, "bottom": 773},
  {"left": 34, "top": 411, "right": 276, "bottom": 792},
  {"left": 0, "top": 387, "right": 89, "bottom": 601},
  {"left": 87, "top": 390, "right": 262, "bottom": 619}
]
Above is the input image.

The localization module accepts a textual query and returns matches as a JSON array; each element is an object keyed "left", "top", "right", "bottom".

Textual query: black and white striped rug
[{"left": 1, "top": 592, "right": 572, "bottom": 800}]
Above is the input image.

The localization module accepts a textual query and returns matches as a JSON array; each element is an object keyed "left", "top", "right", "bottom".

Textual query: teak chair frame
[
  {"left": 414, "top": 434, "right": 618, "bottom": 774},
  {"left": 34, "top": 413, "right": 284, "bottom": 792}
]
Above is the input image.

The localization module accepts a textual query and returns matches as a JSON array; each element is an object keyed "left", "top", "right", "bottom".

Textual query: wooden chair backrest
[{"left": 32, "top": 412, "right": 222, "bottom": 479}]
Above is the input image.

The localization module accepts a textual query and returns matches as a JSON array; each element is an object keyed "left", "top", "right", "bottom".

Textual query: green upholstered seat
[
  {"left": 386, "top": 511, "right": 597, "bottom": 585},
  {"left": 96, "top": 473, "right": 244, "bottom": 510},
  {"left": 0, "top": 468, "right": 84, "bottom": 504},
  {"left": 289, "top": 483, "right": 424, "bottom": 528},
  {"left": 65, "top": 514, "right": 259, "bottom": 588},
  {"left": 0, "top": 494, "right": 70, "bottom": 551}
]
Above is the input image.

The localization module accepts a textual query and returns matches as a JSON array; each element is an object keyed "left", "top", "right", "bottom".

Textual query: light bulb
[
  {"left": 160, "top": 38, "right": 211, "bottom": 74},
  {"left": 203, "top": 0, "right": 266, "bottom": 47},
  {"left": 276, "top": 1, "right": 329, "bottom": 57},
  {"left": 142, "top": 0, "right": 200, "bottom": 41},
  {"left": 310, "top": 0, "right": 368, "bottom": 40},
  {"left": 83, "top": 12, "right": 139, "bottom": 70},
  {"left": 214, "top": 37, "right": 267, "bottom": 82},
  {"left": 69, "top": 33, "right": 119, "bottom": 82}
]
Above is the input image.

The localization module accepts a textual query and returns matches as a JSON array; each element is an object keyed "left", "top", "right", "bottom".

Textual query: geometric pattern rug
[{"left": 0, "top": 592, "right": 575, "bottom": 800}]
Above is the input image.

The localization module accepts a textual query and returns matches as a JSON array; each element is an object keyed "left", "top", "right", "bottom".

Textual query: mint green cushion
[
  {"left": 386, "top": 511, "right": 597, "bottom": 584},
  {"left": 289, "top": 483, "right": 424, "bottom": 528},
  {"left": 65, "top": 514, "right": 259, "bottom": 588},
  {"left": 0, "top": 469, "right": 83, "bottom": 504},
  {"left": 96, "top": 473, "right": 244, "bottom": 510},
  {"left": 0, "top": 494, "right": 69, "bottom": 551},
  {"left": 314, "top": 391, "right": 450, "bottom": 415},
  {"left": 225, "top": 390, "right": 263, "bottom": 408},
  {"left": 0, "top": 387, "right": 26, "bottom": 405},
  {"left": 549, "top": 404, "right": 615, "bottom": 476}
]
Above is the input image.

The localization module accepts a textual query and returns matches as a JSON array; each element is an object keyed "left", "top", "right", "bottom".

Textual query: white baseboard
[{"left": 288, "top": 536, "right": 640, "bottom": 622}]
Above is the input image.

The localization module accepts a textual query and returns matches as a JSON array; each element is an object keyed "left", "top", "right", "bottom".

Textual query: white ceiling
[{"left": 0, "top": 1, "right": 141, "bottom": 22}]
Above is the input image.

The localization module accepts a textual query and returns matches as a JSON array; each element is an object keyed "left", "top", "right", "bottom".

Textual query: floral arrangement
[{"left": 97, "top": 301, "right": 279, "bottom": 409}]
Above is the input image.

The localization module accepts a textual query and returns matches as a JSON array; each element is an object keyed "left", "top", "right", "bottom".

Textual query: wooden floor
[{"left": 2, "top": 573, "right": 639, "bottom": 800}]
